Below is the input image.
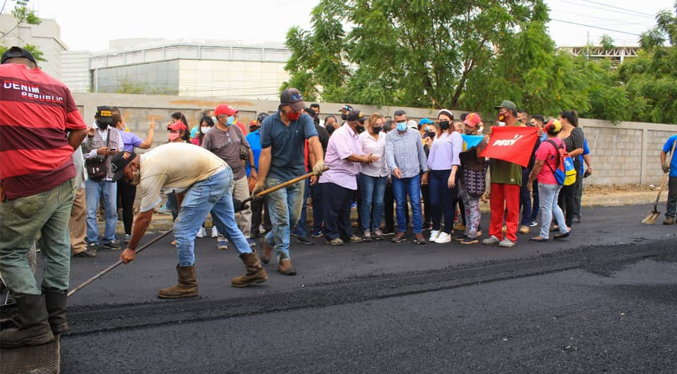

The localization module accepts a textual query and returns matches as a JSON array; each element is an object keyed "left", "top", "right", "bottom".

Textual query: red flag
[{"left": 479, "top": 126, "right": 539, "bottom": 168}]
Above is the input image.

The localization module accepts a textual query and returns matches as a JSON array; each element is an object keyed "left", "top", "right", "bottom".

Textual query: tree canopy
[
  {"left": 0, "top": 0, "right": 46, "bottom": 62},
  {"left": 284, "top": 0, "right": 677, "bottom": 124}
]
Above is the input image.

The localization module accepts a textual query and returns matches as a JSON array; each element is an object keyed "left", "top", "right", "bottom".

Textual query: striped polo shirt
[{"left": 0, "top": 64, "right": 87, "bottom": 200}]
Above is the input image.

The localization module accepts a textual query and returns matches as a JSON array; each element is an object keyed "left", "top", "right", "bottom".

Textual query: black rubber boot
[
  {"left": 43, "top": 289, "right": 69, "bottom": 335},
  {"left": 0, "top": 294, "right": 54, "bottom": 348}
]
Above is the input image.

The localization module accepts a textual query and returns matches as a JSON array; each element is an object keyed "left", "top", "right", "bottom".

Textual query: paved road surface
[{"left": 55, "top": 204, "right": 676, "bottom": 373}]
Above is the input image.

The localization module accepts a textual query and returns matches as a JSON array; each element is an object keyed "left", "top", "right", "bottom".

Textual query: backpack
[{"left": 544, "top": 139, "right": 576, "bottom": 186}]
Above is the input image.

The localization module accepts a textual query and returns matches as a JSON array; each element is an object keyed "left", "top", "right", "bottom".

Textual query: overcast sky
[{"left": 31, "top": 0, "right": 673, "bottom": 51}]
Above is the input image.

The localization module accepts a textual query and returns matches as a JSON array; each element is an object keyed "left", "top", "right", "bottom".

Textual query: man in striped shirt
[
  {"left": 385, "top": 110, "right": 429, "bottom": 244},
  {"left": 0, "top": 47, "right": 87, "bottom": 348}
]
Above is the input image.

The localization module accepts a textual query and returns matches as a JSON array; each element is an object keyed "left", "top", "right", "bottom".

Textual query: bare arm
[
  {"left": 256, "top": 147, "right": 272, "bottom": 186},
  {"left": 528, "top": 159, "right": 545, "bottom": 188},
  {"left": 68, "top": 129, "right": 87, "bottom": 151},
  {"left": 120, "top": 210, "right": 153, "bottom": 264},
  {"left": 138, "top": 121, "right": 156, "bottom": 149}
]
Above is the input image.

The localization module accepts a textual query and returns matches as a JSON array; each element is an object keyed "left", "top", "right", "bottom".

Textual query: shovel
[
  {"left": 238, "top": 168, "right": 328, "bottom": 212},
  {"left": 642, "top": 140, "right": 676, "bottom": 224}
]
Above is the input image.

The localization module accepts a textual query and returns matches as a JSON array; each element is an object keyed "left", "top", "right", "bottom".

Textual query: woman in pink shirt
[{"left": 526, "top": 120, "right": 571, "bottom": 241}]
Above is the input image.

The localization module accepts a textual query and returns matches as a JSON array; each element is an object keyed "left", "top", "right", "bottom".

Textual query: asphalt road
[{"left": 55, "top": 204, "right": 677, "bottom": 373}]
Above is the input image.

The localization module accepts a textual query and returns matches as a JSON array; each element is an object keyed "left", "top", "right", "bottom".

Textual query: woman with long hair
[
  {"left": 557, "top": 110, "right": 585, "bottom": 230},
  {"left": 427, "top": 109, "right": 463, "bottom": 244},
  {"left": 457, "top": 113, "right": 487, "bottom": 244},
  {"left": 191, "top": 116, "right": 214, "bottom": 146}
]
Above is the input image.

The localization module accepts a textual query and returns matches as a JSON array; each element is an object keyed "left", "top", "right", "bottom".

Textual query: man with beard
[{"left": 114, "top": 144, "right": 267, "bottom": 298}]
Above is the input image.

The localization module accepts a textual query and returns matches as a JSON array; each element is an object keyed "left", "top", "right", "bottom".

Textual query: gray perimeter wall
[{"left": 73, "top": 92, "right": 677, "bottom": 186}]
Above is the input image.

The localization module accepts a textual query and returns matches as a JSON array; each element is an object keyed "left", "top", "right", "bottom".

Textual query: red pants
[{"left": 489, "top": 183, "right": 521, "bottom": 242}]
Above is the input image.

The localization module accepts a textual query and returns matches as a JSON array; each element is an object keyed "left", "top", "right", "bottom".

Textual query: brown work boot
[
  {"left": 392, "top": 232, "right": 407, "bottom": 243},
  {"left": 664, "top": 217, "right": 675, "bottom": 225},
  {"left": 277, "top": 257, "right": 296, "bottom": 276},
  {"left": 158, "top": 265, "right": 199, "bottom": 299},
  {"left": 259, "top": 238, "right": 273, "bottom": 264},
  {"left": 231, "top": 251, "right": 268, "bottom": 287},
  {"left": 0, "top": 294, "right": 54, "bottom": 348}
]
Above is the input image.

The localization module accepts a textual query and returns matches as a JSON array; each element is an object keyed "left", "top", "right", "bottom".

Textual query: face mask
[
  {"left": 96, "top": 121, "right": 108, "bottom": 130},
  {"left": 497, "top": 113, "right": 506, "bottom": 122},
  {"left": 341, "top": 113, "right": 348, "bottom": 121},
  {"left": 129, "top": 169, "right": 141, "bottom": 186},
  {"left": 396, "top": 122, "right": 407, "bottom": 132},
  {"left": 372, "top": 126, "right": 382, "bottom": 134},
  {"left": 168, "top": 133, "right": 180, "bottom": 142},
  {"left": 498, "top": 122, "right": 506, "bottom": 127},
  {"left": 201, "top": 126, "right": 211, "bottom": 134},
  {"left": 356, "top": 124, "right": 365, "bottom": 133},
  {"left": 465, "top": 128, "right": 476, "bottom": 135},
  {"left": 249, "top": 126, "right": 258, "bottom": 133},
  {"left": 287, "top": 111, "right": 302, "bottom": 121},
  {"left": 226, "top": 116, "right": 235, "bottom": 125},
  {"left": 439, "top": 120, "right": 450, "bottom": 130}
]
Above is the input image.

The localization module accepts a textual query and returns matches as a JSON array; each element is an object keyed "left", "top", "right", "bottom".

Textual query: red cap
[
  {"left": 168, "top": 121, "right": 188, "bottom": 132},
  {"left": 215, "top": 104, "right": 237, "bottom": 117},
  {"left": 463, "top": 112, "right": 482, "bottom": 128}
]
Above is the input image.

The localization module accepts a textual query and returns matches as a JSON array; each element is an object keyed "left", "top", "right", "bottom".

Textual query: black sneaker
[
  {"left": 102, "top": 240, "right": 121, "bottom": 250},
  {"left": 296, "top": 236, "right": 314, "bottom": 245},
  {"left": 74, "top": 248, "right": 96, "bottom": 258}
]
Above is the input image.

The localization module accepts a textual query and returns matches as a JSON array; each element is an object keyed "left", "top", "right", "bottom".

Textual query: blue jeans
[
  {"left": 392, "top": 174, "right": 423, "bottom": 233},
  {"left": 520, "top": 168, "right": 532, "bottom": 226},
  {"left": 264, "top": 177, "right": 305, "bottom": 259},
  {"left": 291, "top": 178, "right": 311, "bottom": 237},
  {"left": 85, "top": 179, "right": 118, "bottom": 244},
  {"left": 667, "top": 176, "right": 677, "bottom": 218},
  {"left": 429, "top": 169, "right": 456, "bottom": 234},
  {"left": 530, "top": 180, "right": 540, "bottom": 222},
  {"left": 358, "top": 173, "right": 387, "bottom": 232},
  {"left": 538, "top": 182, "right": 568, "bottom": 239},
  {"left": 175, "top": 168, "right": 251, "bottom": 266}
]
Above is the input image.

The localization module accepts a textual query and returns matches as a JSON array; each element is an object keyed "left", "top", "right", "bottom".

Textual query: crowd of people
[{"left": 2, "top": 46, "right": 676, "bottom": 350}]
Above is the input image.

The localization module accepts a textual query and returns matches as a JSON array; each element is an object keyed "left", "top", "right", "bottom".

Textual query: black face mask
[
  {"left": 372, "top": 126, "right": 382, "bottom": 134},
  {"left": 439, "top": 120, "right": 450, "bottom": 130},
  {"left": 426, "top": 131, "right": 436, "bottom": 139},
  {"left": 356, "top": 124, "right": 365, "bottom": 133},
  {"left": 341, "top": 113, "right": 348, "bottom": 121},
  {"left": 96, "top": 121, "right": 109, "bottom": 130}
]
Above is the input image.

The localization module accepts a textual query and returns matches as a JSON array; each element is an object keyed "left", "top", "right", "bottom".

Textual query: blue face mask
[
  {"left": 396, "top": 121, "right": 407, "bottom": 132},
  {"left": 226, "top": 116, "right": 235, "bottom": 126}
]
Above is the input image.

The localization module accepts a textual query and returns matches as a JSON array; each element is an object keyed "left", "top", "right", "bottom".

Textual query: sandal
[
  {"left": 554, "top": 232, "right": 570, "bottom": 240},
  {"left": 529, "top": 237, "right": 549, "bottom": 242}
]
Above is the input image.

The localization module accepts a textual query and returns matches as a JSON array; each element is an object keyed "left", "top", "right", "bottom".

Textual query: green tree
[
  {"left": 0, "top": 0, "right": 46, "bottom": 62},
  {"left": 284, "top": 0, "right": 553, "bottom": 109},
  {"left": 619, "top": 1, "right": 677, "bottom": 124}
]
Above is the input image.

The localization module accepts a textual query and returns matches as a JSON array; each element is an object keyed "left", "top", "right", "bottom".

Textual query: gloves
[
  {"left": 312, "top": 160, "right": 326, "bottom": 176},
  {"left": 663, "top": 164, "right": 670, "bottom": 173}
]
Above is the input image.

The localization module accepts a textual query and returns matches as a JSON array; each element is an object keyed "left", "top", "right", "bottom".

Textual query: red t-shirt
[
  {"left": 0, "top": 64, "right": 87, "bottom": 200},
  {"left": 535, "top": 137, "right": 563, "bottom": 185}
]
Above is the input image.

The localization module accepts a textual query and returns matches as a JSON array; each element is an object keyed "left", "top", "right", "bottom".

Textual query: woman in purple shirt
[
  {"left": 427, "top": 109, "right": 463, "bottom": 244},
  {"left": 113, "top": 112, "right": 155, "bottom": 242}
]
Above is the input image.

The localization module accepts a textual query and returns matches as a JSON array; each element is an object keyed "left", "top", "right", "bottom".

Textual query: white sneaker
[
  {"left": 197, "top": 227, "right": 206, "bottom": 238},
  {"left": 435, "top": 232, "right": 452, "bottom": 244},
  {"left": 498, "top": 238, "right": 516, "bottom": 248},
  {"left": 211, "top": 227, "right": 218, "bottom": 238},
  {"left": 429, "top": 230, "right": 440, "bottom": 242}
]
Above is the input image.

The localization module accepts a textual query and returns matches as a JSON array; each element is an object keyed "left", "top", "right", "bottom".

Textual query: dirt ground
[{"left": 585, "top": 184, "right": 657, "bottom": 194}]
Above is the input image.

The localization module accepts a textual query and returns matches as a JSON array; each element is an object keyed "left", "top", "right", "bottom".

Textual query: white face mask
[
  {"left": 498, "top": 122, "right": 506, "bottom": 127},
  {"left": 201, "top": 126, "right": 211, "bottom": 134}
]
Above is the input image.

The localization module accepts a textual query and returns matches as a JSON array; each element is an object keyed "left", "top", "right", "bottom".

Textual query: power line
[
  {"left": 550, "top": 18, "right": 642, "bottom": 36},
  {"left": 549, "top": 0, "right": 655, "bottom": 19},
  {"left": 581, "top": 0, "right": 656, "bottom": 18}
]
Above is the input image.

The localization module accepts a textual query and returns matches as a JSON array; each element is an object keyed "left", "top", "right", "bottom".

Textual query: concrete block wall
[{"left": 73, "top": 92, "right": 677, "bottom": 186}]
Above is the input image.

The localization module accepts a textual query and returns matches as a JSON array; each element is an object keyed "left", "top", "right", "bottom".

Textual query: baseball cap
[
  {"left": 111, "top": 151, "right": 136, "bottom": 182},
  {"left": 463, "top": 113, "right": 482, "bottom": 128},
  {"left": 96, "top": 106, "right": 114, "bottom": 124},
  {"left": 418, "top": 118, "right": 434, "bottom": 126},
  {"left": 494, "top": 100, "right": 518, "bottom": 111},
  {"left": 215, "top": 104, "right": 237, "bottom": 117},
  {"left": 339, "top": 104, "right": 354, "bottom": 113},
  {"left": 544, "top": 119, "right": 562, "bottom": 134},
  {"left": 280, "top": 88, "right": 305, "bottom": 111},
  {"left": 168, "top": 121, "right": 188, "bottom": 132},
  {"left": 1, "top": 46, "right": 37, "bottom": 65},
  {"left": 346, "top": 109, "right": 365, "bottom": 122}
]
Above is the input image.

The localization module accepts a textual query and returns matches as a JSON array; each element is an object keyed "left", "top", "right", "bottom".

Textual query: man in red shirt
[{"left": 0, "top": 47, "right": 87, "bottom": 348}]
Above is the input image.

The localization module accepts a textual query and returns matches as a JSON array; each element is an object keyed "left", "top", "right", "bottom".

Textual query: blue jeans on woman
[
  {"left": 358, "top": 173, "right": 387, "bottom": 232},
  {"left": 174, "top": 168, "right": 251, "bottom": 266},
  {"left": 392, "top": 174, "right": 423, "bottom": 234},
  {"left": 538, "top": 182, "right": 569, "bottom": 239},
  {"left": 429, "top": 169, "right": 456, "bottom": 234}
]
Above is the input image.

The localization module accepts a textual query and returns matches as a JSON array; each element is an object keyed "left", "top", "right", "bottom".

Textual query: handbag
[
  {"left": 463, "top": 164, "right": 488, "bottom": 198},
  {"left": 85, "top": 129, "right": 110, "bottom": 181}
]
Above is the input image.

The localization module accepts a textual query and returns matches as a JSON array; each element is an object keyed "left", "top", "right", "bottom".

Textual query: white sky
[{"left": 30, "top": 0, "right": 674, "bottom": 51}]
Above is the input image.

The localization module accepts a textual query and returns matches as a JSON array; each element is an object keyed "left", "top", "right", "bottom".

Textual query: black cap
[
  {"left": 1, "top": 46, "right": 37, "bottom": 65},
  {"left": 111, "top": 151, "right": 137, "bottom": 182},
  {"left": 346, "top": 109, "right": 365, "bottom": 123},
  {"left": 96, "top": 106, "right": 114, "bottom": 124},
  {"left": 280, "top": 88, "right": 305, "bottom": 111}
]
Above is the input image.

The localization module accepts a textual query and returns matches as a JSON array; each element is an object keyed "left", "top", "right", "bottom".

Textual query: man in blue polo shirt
[
  {"left": 253, "top": 88, "right": 325, "bottom": 275},
  {"left": 661, "top": 134, "right": 677, "bottom": 225}
]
